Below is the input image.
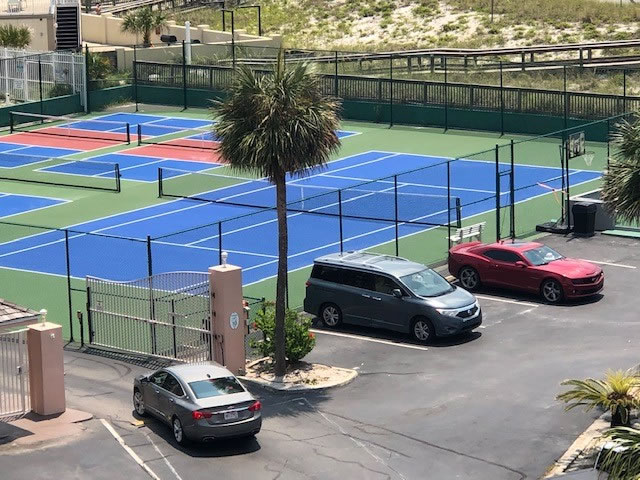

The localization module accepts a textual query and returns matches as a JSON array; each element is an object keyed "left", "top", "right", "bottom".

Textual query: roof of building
[{"left": 0, "top": 299, "right": 40, "bottom": 325}]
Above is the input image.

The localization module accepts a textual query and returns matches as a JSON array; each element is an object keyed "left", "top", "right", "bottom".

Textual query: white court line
[
  {"left": 243, "top": 202, "right": 450, "bottom": 273},
  {"left": 474, "top": 295, "right": 539, "bottom": 308},
  {"left": 244, "top": 176, "right": 602, "bottom": 287},
  {"left": 215, "top": 152, "right": 402, "bottom": 203},
  {"left": 152, "top": 239, "right": 278, "bottom": 259},
  {"left": 0, "top": 201, "right": 209, "bottom": 259},
  {"left": 582, "top": 259, "right": 637, "bottom": 269},
  {"left": 311, "top": 328, "right": 429, "bottom": 351},
  {"left": 0, "top": 198, "right": 71, "bottom": 220},
  {"left": 142, "top": 430, "right": 184, "bottom": 480},
  {"left": 155, "top": 149, "right": 387, "bottom": 209},
  {"left": 188, "top": 172, "right": 435, "bottom": 247},
  {"left": 100, "top": 419, "right": 161, "bottom": 480},
  {"left": 323, "top": 173, "right": 498, "bottom": 195}
]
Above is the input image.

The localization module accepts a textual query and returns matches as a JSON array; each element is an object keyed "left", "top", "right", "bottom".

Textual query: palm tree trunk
[
  {"left": 143, "top": 29, "right": 151, "bottom": 47},
  {"left": 274, "top": 170, "right": 288, "bottom": 378}
]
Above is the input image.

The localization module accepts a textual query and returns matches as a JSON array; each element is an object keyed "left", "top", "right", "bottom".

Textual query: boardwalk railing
[{"left": 134, "top": 61, "right": 639, "bottom": 120}]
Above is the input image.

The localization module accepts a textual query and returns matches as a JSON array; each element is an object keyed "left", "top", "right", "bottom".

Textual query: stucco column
[
  {"left": 209, "top": 261, "right": 246, "bottom": 375},
  {"left": 28, "top": 322, "right": 65, "bottom": 416}
]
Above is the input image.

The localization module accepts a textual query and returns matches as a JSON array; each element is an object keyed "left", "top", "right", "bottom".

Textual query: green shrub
[
  {"left": 250, "top": 302, "right": 316, "bottom": 364},
  {"left": 47, "top": 83, "right": 73, "bottom": 98}
]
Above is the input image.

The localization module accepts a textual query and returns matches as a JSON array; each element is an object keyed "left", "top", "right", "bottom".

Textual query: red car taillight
[
  {"left": 192, "top": 410, "right": 213, "bottom": 420},
  {"left": 305, "top": 281, "right": 310, "bottom": 287},
  {"left": 248, "top": 400, "right": 262, "bottom": 412}
]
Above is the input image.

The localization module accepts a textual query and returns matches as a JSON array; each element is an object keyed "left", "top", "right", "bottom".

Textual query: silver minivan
[{"left": 303, "top": 252, "right": 482, "bottom": 343}]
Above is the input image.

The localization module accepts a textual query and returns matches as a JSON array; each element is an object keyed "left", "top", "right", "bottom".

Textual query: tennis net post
[
  {"left": 137, "top": 124, "right": 142, "bottom": 146},
  {"left": 116, "top": 164, "right": 121, "bottom": 193},
  {"left": 158, "top": 167, "right": 164, "bottom": 198},
  {"left": 126, "top": 123, "right": 131, "bottom": 144}
]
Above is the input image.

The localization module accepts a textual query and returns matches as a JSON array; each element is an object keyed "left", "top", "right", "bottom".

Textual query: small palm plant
[
  {"left": 598, "top": 427, "right": 640, "bottom": 479},
  {"left": 601, "top": 117, "right": 640, "bottom": 224},
  {"left": 0, "top": 25, "right": 31, "bottom": 49},
  {"left": 121, "top": 7, "right": 167, "bottom": 47},
  {"left": 557, "top": 370, "right": 640, "bottom": 427}
]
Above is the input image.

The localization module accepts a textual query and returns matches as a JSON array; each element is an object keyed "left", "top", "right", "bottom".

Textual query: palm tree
[
  {"left": 601, "top": 116, "right": 640, "bottom": 224},
  {"left": 0, "top": 25, "right": 31, "bottom": 49},
  {"left": 557, "top": 370, "right": 640, "bottom": 427},
  {"left": 121, "top": 7, "right": 167, "bottom": 47},
  {"left": 213, "top": 55, "right": 341, "bottom": 377},
  {"left": 598, "top": 427, "right": 640, "bottom": 479}
]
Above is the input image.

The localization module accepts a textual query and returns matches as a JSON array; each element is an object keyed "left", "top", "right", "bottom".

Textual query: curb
[
  {"left": 239, "top": 364, "right": 358, "bottom": 392},
  {"left": 544, "top": 413, "right": 609, "bottom": 478}
]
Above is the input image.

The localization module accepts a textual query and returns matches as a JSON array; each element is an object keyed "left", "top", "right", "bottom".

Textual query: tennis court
[
  {"left": 3, "top": 112, "right": 360, "bottom": 183},
  {"left": 0, "top": 146, "right": 600, "bottom": 285}
]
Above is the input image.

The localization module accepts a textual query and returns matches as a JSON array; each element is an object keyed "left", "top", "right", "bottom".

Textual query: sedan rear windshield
[
  {"left": 189, "top": 377, "right": 245, "bottom": 399},
  {"left": 400, "top": 268, "right": 453, "bottom": 297},
  {"left": 522, "top": 246, "right": 563, "bottom": 266}
]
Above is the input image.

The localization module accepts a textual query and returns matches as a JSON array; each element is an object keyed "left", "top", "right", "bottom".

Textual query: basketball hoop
[{"left": 583, "top": 151, "right": 595, "bottom": 168}]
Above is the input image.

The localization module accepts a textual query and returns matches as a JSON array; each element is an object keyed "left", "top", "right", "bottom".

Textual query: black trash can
[{"left": 572, "top": 202, "right": 597, "bottom": 236}]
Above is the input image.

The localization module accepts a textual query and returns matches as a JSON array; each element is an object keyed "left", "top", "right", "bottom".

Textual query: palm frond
[
  {"left": 602, "top": 116, "right": 640, "bottom": 223},
  {"left": 212, "top": 58, "right": 342, "bottom": 182},
  {"left": 599, "top": 427, "right": 640, "bottom": 479}
]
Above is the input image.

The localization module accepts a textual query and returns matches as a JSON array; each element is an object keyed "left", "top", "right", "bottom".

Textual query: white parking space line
[
  {"left": 311, "top": 329, "right": 429, "bottom": 351},
  {"left": 581, "top": 259, "right": 637, "bottom": 269},
  {"left": 100, "top": 419, "right": 161, "bottom": 480},
  {"left": 143, "top": 430, "right": 184, "bottom": 480},
  {"left": 474, "top": 295, "right": 539, "bottom": 308}
]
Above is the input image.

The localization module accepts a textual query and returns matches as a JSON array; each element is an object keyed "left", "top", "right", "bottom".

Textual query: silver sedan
[{"left": 133, "top": 362, "right": 262, "bottom": 445}]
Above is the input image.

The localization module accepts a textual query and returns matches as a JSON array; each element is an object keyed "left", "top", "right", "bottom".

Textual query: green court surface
[{"left": 0, "top": 106, "right": 607, "bottom": 340}]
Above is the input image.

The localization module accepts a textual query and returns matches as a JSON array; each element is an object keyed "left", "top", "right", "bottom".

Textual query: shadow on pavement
[{"left": 311, "top": 318, "right": 481, "bottom": 347}]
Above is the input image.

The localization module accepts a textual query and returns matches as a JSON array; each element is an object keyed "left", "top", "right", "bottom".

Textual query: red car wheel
[
  {"left": 541, "top": 279, "right": 563, "bottom": 303},
  {"left": 459, "top": 266, "right": 481, "bottom": 291}
]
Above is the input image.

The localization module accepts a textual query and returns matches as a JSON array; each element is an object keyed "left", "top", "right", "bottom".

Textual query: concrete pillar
[
  {"left": 209, "top": 260, "right": 246, "bottom": 376},
  {"left": 27, "top": 321, "right": 65, "bottom": 416}
]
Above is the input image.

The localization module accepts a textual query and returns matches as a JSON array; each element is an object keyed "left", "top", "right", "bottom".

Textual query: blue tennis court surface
[
  {"left": 39, "top": 153, "right": 220, "bottom": 182},
  {"left": 0, "top": 193, "right": 66, "bottom": 218},
  {"left": 0, "top": 143, "right": 80, "bottom": 168},
  {"left": 0, "top": 150, "right": 601, "bottom": 284},
  {"left": 58, "top": 112, "right": 358, "bottom": 139}
]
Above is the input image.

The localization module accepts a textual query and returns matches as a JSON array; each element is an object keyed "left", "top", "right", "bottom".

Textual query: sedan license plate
[{"left": 224, "top": 411, "right": 238, "bottom": 421}]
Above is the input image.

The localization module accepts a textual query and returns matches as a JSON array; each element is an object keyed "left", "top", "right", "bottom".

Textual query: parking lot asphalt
[{"left": 4, "top": 233, "right": 640, "bottom": 480}]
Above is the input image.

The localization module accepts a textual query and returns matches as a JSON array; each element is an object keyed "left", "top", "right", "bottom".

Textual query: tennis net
[
  {"left": 158, "top": 167, "right": 461, "bottom": 227},
  {"left": 0, "top": 152, "right": 121, "bottom": 192},
  {"left": 137, "top": 122, "right": 216, "bottom": 150},
  {"left": 9, "top": 111, "right": 131, "bottom": 144}
]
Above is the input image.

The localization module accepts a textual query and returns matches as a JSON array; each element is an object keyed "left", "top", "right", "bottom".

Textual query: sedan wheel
[
  {"left": 173, "top": 417, "right": 187, "bottom": 446},
  {"left": 459, "top": 266, "right": 480, "bottom": 291},
  {"left": 541, "top": 279, "right": 563, "bottom": 303},
  {"left": 321, "top": 304, "right": 342, "bottom": 328},
  {"left": 133, "top": 390, "right": 146, "bottom": 417},
  {"left": 412, "top": 318, "right": 434, "bottom": 344}
]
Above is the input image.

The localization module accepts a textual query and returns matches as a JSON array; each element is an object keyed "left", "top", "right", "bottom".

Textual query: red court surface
[
  {"left": 125, "top": 143, "right": 222, "bottom": 162},
  {"left": 0, "top": 130, "right": 126, "bottom": 151}
]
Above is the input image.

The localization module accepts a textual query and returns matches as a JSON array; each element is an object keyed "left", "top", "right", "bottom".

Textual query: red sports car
[{"left": 448, "top": 241, "right": 604, "bottom": 303}]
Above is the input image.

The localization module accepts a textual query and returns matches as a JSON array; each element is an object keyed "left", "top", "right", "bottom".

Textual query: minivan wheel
[
  {"left": 459, "top": 266, "right": 480, "bottom": 291},
  {"left": 320, "top": 303, "right": 342, "bottom": 328},
  {"left": 541, "top": 279, "right": 563, "bottom": 304},
  {"left": 411, "top": 317, "right": 435, "bottom": 344}
]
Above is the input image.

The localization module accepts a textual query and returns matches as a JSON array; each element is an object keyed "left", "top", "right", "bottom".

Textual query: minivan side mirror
[
  {"left": 515, "top": 261, "right": 527, "bottom": 268},
  {"left": 392, "top": 289, "right": 403, "bottom": 298}
]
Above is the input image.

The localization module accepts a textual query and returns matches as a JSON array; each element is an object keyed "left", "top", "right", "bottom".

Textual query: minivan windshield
[
  {"left": 522, "top": 246, "right": 564, "bottom": 266},
  {"left": 400, "top": 268, "right": 453, "bottom": 297}
]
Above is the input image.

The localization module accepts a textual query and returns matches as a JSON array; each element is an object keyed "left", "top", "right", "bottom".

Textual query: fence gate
[
  {"left": 0, "top": 329, "right": 30, "bottom": 421},
  {"left": 87, "top": 272, "right": 212, "bottom": 363}
]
